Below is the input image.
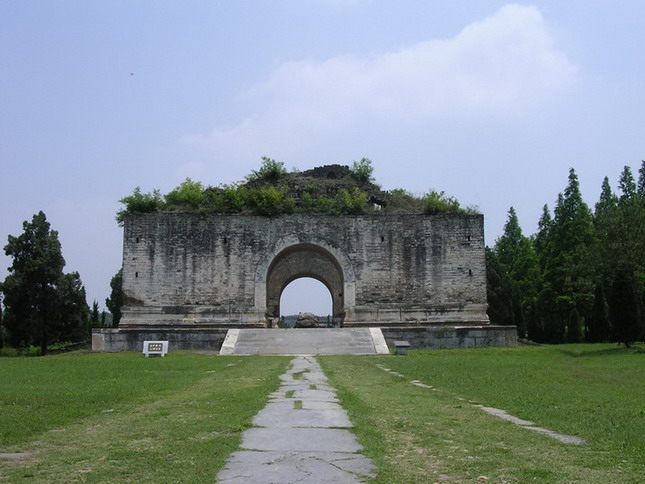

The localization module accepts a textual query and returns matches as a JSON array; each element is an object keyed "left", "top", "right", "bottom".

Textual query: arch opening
[
  {"left": 279, "top": 277, "right": 333, "bottom": 328},
  {"left": 265, "top": 243, "right": 345, "bottom": 327}
]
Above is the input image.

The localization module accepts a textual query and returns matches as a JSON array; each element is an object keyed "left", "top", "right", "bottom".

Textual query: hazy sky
[{"left": 2, "top": 1, "right": 644, "bottom": 316}]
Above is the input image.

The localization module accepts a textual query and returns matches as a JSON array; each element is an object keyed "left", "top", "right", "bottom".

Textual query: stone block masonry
[{"left": 117, "top": 212, "right": 489, "bottom": 330}]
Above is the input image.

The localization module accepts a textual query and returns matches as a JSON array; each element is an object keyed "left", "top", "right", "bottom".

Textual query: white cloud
[{"left": 187, "top": 4, "right": 576, "bottom": 162}]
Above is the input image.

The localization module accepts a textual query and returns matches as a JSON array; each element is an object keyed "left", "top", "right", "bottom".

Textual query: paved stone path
[{"left": 216, "top": 356, "right": 375, "bottom": 483}]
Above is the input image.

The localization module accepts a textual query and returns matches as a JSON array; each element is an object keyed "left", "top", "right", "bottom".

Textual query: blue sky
[{"left": 2, "top": 1, "right": 644, "bottom": 315}]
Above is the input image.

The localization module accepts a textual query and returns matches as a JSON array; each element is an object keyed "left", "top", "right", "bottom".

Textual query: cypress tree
[
  {"left": 587, "top": 283, "right": 611, "bottom": 342},
  {"left": 2, "top": 212, "right": 66, "bottom": 354},
  {"left": 106, "top": 269, "right": 123, "bottom": 327},
  {"left": 609, "top": 273, "right": 641, "bottom": 347},
  {"left": 541, "top": 169, "right": 595, "bottom": 343}
]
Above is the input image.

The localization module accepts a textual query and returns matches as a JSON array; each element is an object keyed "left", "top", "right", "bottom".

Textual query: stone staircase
[{"left": 219, "top": 328, "right": 390, "bottom": 356}]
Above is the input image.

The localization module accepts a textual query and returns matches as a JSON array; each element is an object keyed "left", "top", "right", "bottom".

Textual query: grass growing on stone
[
  {"left": 320, "top": 344, "right": 645, "bottom": 483},
  {"left": 0, "top": 351, "right": 289, "bottom": 483}
]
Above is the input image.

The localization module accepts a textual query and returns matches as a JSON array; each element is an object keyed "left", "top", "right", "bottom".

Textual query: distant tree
[
  {"left": 90, "top": 300, "right": 100, "bottom": 327},
  {"left": 57, "top": 272, "right": 90, "bottom": 342},
  {"left": 492, "top": 208, "right": 541, "bottom": 338},
  {"left": 618, "top": 166, "right": 637, "bottom": 206},
  {"left": 533, "top": 204, "right": 552, "bottom": 272},
  {"left": 587, "top": 283, "right": 611, "bottom": 343},
  {"left": 595, "top": 165, "right": 645, "bottom": 344},
  {"left": 540, "top": 169, "right": 595, "bottom": 343},
  {"left": 567, "top": 307, "right": 584, "bottom": 344},
  {"left": 485, "top": 247, "right": 514, "bottom": 326},
  {"left": 0, "top": 294, "right": 4, "bottom": 351},
  {"left": 106, "top": 269, "right": 123, "bottom": 327},
  {"left": 609, "top": 272, "right": 641, "bottom": 347},
  {"left": 2, "top": 212, "right": 66, "bottom": 354}
]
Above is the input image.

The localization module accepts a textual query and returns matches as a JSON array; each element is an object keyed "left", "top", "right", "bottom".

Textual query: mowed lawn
[
  {"left": 0, "top": 351, "right": 290, "bottom": 483},
  {"left": 0, "top": 344, "right": 643, "bottom": 483},
  {"left": 320, "top": 344, "right": 645, "bottom": 483}
]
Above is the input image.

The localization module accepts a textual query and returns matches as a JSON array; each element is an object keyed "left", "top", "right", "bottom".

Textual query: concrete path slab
[{"left": 216, "top": 356, "right": 375, "bottom": 483}]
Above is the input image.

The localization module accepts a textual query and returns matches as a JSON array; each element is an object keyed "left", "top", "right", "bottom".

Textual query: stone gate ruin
[{"left": 92, "top": 163, "right": 517, "bottom": 351}]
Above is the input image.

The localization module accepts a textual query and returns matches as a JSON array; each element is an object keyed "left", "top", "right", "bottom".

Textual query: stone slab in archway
[{"left": 219, "top": 328, "right": 390, "bottom": 356}]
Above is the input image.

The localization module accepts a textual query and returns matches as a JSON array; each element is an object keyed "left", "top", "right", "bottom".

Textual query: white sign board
[{"left": 143, "top": 340, "right": 169, "bottom": 357}]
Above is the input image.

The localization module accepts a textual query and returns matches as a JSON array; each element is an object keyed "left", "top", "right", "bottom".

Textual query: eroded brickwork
[{"left": 120, "top": 213, "right": 488, "bottom": 328}]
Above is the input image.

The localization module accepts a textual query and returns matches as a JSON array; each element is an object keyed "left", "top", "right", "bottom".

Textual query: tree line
[
  {"left": 0, "top": 212, "right": 121, "bottom": 354},
  {"left": 487, "top": 162, "right": 645, "bottom": 347}
]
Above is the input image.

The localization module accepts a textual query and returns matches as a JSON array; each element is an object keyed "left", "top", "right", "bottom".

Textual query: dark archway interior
[{"left": 266, "top": 244, "right": 344, "bottom": 327}]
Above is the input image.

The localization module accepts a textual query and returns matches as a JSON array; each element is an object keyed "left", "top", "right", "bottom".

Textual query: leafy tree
[
  {"left": 2, "top": 212, "right": 66, "bottom": 354},
  {"left": 350, "top": 158, "right": 375, "bottom": 183},
  {"left": 106, "top": 269, "right": 123, "bottom": 327},
  {"left": 57, "top": 272, "right": 90, "bottom": 342}
]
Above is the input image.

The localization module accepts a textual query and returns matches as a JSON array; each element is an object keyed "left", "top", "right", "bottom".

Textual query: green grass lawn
[
  {"left": 1, "top": 345, "right": 643, "bottom": 483},
  {"left": 320, "top": 343, "right": 645, "bottom": 483},
  {"left": 0, "top": 351, "right": 289, "bottom": 483}
]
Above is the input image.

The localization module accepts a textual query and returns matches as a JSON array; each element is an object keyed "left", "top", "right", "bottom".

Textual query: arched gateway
[
  {"left": 265, "top": 243, "right": 345, "bottom": 326},
  {"left": 92, "top": 212, "right": 518, "bottom": 351}
]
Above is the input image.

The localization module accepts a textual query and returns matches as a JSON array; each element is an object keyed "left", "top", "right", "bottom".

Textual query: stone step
[{"left": 219, "top": 328, "right": 390, "bottom": 356}]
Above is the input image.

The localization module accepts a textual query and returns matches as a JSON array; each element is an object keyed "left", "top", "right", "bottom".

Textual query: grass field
[
  {"left": 0, "top": 351, "right": 289, "bottom": 483},
  {"left": 0, "top": 344, "right": 643, "bottom": 483},
  {"left": 320, "top": 343, "right": 645, "bottom": 483}
]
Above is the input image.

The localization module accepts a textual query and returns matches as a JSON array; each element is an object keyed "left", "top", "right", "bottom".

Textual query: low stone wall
[
  {"left": 380, "top": 325, "right": 518, "bottom": 350},
  {"left": 93, "top": 325, "right": 517, "bottom": 352},
  {"left": 92, "top": 328, "right": 229, "bottom": 352}
]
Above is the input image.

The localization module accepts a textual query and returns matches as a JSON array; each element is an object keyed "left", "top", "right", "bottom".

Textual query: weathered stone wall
[
  {"left": 120, "top": 213, "right": 488, "bottom": 328},
  {"left": 91, "top": 325, "right": 517, "bottom": 352},
  {"left": 92, "top": 328, "right": 229, "bottom": 352},
  {"left": 380, "top": 326, "right": 518, "bottom": 350}
]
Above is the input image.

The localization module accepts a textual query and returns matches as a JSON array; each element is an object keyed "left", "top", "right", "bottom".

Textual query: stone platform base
[
  {"left": 92, "top": 328, "right": 230, "bottom": 352},
  {"left": 92, "top": 325, "right": 517, "bottom": 353},
  {"left": 380, "top": 325, "right": 517, "bottom": 350},
  {"left": 219, "top": 328, "right": 390, "bottom": 356}
]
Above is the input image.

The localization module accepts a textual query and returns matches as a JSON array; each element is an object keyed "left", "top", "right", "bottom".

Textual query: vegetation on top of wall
[{"left": 116, "top": 157, "right": 478, "bottom": 224}]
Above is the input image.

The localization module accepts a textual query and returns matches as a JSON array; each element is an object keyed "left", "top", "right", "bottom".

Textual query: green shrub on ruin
[
  {"left": 116, "top": 187, "right": 164, "bottom": 224},
  {"left": 423, "top": 190, "right": 464, "bottom": 214},
  {"left": 245, "top": 156, "right": 288, "bottom": 183},
  {"left": 164, "top": 178, "right": 205, "bottom": 209}
]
